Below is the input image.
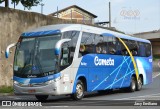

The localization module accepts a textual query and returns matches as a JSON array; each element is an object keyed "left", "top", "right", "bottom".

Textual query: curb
[{"left": 0, "top": 93, "right": 14, "bottom": 96}]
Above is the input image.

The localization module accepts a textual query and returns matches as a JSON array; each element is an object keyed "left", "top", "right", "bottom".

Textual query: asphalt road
[{"left": 0, "top": 71, "right": 160, "bottom": 108}]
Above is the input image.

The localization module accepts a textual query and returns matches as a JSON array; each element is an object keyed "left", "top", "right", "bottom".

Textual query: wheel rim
[
  {"left": 132, "top": 80, "right": 136, "bottom": 90},
  {"left": 138, "top": 78, "right": 142, "bottom": 89},
  {"left": 76, "top": 84, "right": 83, "bottom": 98}
]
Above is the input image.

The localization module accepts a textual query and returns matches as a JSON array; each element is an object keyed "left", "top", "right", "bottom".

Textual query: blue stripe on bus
[
  {"left": 55, "top": 48, "right": 60, "bottom": 55},
  {"left": 21, "top": 30, "right": 61, "bottom": 37},
  {"left": 5, "top": 51, "right": 9, "bottom": 58},
  {"left": 13, "top": 73, "right": 61, "bottom": 84}
]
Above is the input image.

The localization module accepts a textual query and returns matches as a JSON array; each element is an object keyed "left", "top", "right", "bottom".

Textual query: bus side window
[
  {"left": 128, "top": 40, "right": 138, "bottom": 56},
  {"left": 60, "top": 31, "right": 79, "bottom": 70},
  {"left": 61, "top": 47, "right": 70, "bottom": 66},
  {"left": 95, "top": 35, "right": 103, "bottom": 54},
  {"left": 108, "top": 36, "right": 116, "bottom": 55},
  {"left": 115, "top": 38, "right": 122, "bottom": 55},
  {"left": 138, "top": 42, "right": 146, "bottom": 57},
  {"left": 145, "top": 43, "right": 151, "bottom": 57},
  {"left": 121, "top": 39, "right": 128, "bottom": 56},
  {"left": 79, "top": 32, "right": 95, "bottom": 57},
  {"left": 101, "top": 36, "right": 108, "bottom": 54}
]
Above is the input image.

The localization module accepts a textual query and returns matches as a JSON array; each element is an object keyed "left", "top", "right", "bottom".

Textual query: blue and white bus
[{"left": 6, "top": 24, "right": 152, "bottom": 100}]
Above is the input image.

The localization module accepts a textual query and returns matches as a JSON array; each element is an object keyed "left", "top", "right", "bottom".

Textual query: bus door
[
  {"left": 59, "top": 42, "right": 73, "bottom": 93},
  {"left": 59, "top": 31, "right": 79, "bottom": 93}
]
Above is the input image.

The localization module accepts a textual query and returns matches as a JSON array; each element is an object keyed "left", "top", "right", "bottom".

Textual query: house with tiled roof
[{"left": 49, "top": 5, "right": 97, "bottom": 24}]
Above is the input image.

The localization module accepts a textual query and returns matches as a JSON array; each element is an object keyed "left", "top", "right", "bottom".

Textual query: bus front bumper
[{"left": 13, "top": 82, "right": 60, "bottom": 95}]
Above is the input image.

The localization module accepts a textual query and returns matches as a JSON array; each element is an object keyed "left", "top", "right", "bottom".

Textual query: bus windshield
[{"left": 14, "top": 34, "right": 61, "bottom": 78}]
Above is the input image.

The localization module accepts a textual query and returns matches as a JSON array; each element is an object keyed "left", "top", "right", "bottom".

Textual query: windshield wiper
[
  {"left": 20, "top": 52, "right": 32, "bottom": 75},
  {"left": 35, "top": 54, "right": 44, "bottom": 75}
]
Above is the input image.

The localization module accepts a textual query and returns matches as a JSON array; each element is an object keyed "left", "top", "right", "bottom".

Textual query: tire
[
  {"left": 71, "top": 80, "right": 84, "bottom": 100},
  {"left": 136, "top": 77, "right": 143, "bottom": 91},
  {"left": 35, "top": 95, "right": 48, "bottom": 101},
  {"left": 98, "top": 89, "right": 112, "bottom": 94},
  {"left": 98, "top": 90, "right": 106, "bottom": 94},
  {"left": 128, "top": 76, "right": 136, "bottom": 92}
]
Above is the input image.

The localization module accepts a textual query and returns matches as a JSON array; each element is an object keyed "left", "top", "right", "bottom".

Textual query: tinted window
[
  {"left": 145, "top": 43, "right": 151, "bottom": 57},
  {"left": 60, "top": 31, "right": 79, "bottom": 70},
  {"left": 120, "top": 39, "right": 151, "bottom": 57},
  {"left": 138, "top": 42, "right": 151, "bottom": 57},
  {"left": 95, "top": 35, "right": 104, "bottom": 54},
  {"left": 101, "top": 36, "right": 108, "bottom": 54},
  {"left": 138, "top": 42, "right": 146, "bottom": 57},
  {"left": 63, "top": 31, "right": 79, "bottom": 47},
  {"left": 128, "top": 40, "right": 138, "bottom": 56},
  {"left": 108, "top": 36, "right": 117, "bottom": 55},
  {"left": 79, "top": 32, "right": 95, "bottom": 57}
]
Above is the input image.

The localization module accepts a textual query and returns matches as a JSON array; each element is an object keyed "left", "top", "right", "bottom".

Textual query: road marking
[
  {"left": 49, "top": 106, "right": 69, "bottom": 107},
  {"left": 153, "top": 72, "right": 160, "bottom": 78},
  {"left": 114, "top": 93, "right": 160, "bottom": 100}
]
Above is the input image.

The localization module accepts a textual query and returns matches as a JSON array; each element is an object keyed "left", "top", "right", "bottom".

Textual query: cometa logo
[{"left": 94, "top": 56, "right": 114, "bottom": 66}]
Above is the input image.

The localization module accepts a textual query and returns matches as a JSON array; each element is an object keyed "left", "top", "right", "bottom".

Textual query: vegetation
[
  {"left": 153, "top": 55, "right": 160, "bottom": 60},
  {"left": 0, "top": 86, "right": 13, "bottom": 93},
  {"left": 0, "top": 0, "right": 42, "bottom": 9}
]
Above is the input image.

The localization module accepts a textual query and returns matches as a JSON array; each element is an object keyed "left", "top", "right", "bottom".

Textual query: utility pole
[
  {"left": 109, "top": 2, "right": 111, "bottom": 28},
  {"left": 57, "top": 6, "right": 59, "bottom": 18},
  {"left": 71, "top": 9, "right": 72, "bottom": 22},
  {"left": 40, "top": 3, "right": 44, "bottom": 14}
]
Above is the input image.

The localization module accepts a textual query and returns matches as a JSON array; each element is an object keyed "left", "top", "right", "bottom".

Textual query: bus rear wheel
[
  {"left": 71, "top": 80, "right": 84, "bottom": 100},
  {"left": 136, "top": 77, "right": 143, "bottom": 91},
  {"left": 128, "top": 76, "right": 136, "bottom": 92},
  {"left": 35, "top": 95, "right": 48, "bottom": 101}
]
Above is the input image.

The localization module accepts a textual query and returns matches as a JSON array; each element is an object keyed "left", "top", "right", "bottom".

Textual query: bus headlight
[
  {"left": 45, "top": 77, "right": 61, "bottom": 85},
  {"left": 14, "top": 81, "right": 23, "bottom": 86},
  {"left": 14, "top": 80, "right": 21, "bottom": 86},
  {"left": 45, "top": 79, "right": 54, "bottom": 85},
  {"left": 54, "top": 77, "right": 61, "bottom": 82}
]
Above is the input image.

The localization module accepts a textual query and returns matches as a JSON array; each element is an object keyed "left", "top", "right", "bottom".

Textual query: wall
[{"left": 0, "top": 7, "right": 72, "bottom": 86}]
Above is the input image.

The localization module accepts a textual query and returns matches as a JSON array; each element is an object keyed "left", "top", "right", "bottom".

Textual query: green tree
[{"left": 0, "top": 0, "right": 42, "bottom": 9}]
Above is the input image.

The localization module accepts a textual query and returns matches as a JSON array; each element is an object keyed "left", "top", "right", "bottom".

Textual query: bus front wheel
[
  {"left": 71, "top": 80, "right": 84, "bottom": 100},
  {"left": 128, "top": 76, "right": 136, "bottom": 92},
  {"left": 35, "top": 95, "right": 48, "bottom": 101}
]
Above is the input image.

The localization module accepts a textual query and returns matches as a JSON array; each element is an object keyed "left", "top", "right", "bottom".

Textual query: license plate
[{"left": 28, "top": 89, "right": 36, "bottom": 93}]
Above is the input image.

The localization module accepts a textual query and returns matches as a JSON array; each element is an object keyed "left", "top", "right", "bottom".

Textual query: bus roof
[
  {"left": 21, "top": 24, "right": 150, "bottom": 43},
  {"left": 102, "top": 33, "right": 150, "bottom": 43}
]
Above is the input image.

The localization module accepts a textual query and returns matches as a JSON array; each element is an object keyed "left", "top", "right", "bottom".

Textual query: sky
[{"left": 0, "top": 0, "right": 160, "bottom": 34}]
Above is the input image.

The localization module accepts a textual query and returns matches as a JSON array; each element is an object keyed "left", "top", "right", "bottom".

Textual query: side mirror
[
  {"left": 55, "top": 39, "right": 71, "bottom": 55},
  {"left": 5, "top": 43, "right": 17, "bottom": 58}
]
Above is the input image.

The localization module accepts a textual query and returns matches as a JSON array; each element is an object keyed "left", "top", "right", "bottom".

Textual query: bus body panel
[
  {"left": 73, "top": 55, "right": 152, "bottom": 92},
  {"left": 73, "top": 54, "right": 134, "bottom": 92},
  {"left": 12, "top": 24, "right": 153, "bottom": 96},
  {"left": 13, "top": 74, "right": 61, "bottom": 95},
  {"left": 13, "top": 54, "right": 152, "bottom": 95},
  {"left": 135, "top": 56, "right": 153, "bottom": 85}
]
